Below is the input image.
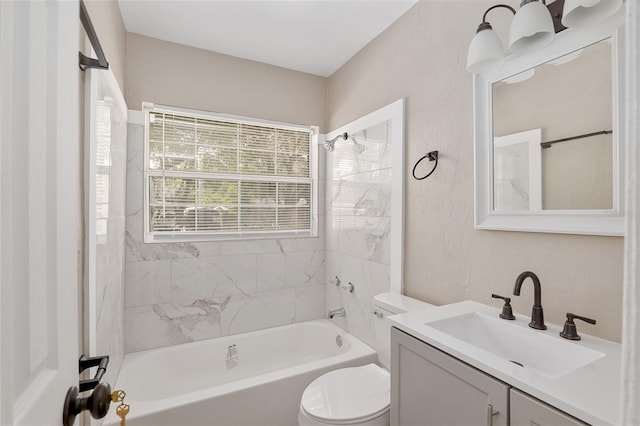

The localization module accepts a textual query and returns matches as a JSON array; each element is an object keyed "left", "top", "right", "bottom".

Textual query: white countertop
[{"left": 389, "top": 301, "right": 621, "bottom": 425}]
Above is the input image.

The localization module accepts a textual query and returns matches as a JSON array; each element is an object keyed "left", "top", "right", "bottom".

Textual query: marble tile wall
[
  {"left": 124, "top": 122, "right": 325, "bottom": 352},
  {"left": 324, "top": 121, "right": 392, "bottom": 348}
]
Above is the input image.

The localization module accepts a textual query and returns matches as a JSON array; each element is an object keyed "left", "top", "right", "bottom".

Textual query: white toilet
[{"left": 298, "top": 293, "right": 434, "bottom": 426}]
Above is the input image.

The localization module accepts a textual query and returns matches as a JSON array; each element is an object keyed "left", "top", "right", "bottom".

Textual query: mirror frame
[{"left": 473, "top": 14, "right": 625, "bottom": 236}]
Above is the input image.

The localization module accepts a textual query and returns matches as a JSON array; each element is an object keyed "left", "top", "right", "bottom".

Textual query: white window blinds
[{"left": 144, "top": 107, "right": 315, "bottom": 241}]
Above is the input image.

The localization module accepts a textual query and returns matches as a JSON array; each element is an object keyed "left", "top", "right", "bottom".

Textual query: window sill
[{"left": 143, "top": 230, "right": 317, "bottom": 244}]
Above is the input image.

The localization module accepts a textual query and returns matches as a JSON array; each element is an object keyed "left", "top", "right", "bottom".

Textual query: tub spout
[{"left": 328, "top": 308, "right": 346, "bottom": 319}]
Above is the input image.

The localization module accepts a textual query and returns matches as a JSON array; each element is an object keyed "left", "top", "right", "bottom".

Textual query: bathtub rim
[{"left": 110, "top": 319, "right": 376, "bottom": 422}]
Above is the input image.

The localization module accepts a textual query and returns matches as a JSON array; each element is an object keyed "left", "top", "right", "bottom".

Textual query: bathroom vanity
[{"left": 388, "top": 301, "right": 621, "bottom": 425}]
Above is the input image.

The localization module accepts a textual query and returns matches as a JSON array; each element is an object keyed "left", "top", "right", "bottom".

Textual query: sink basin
[{"left": 426, "top": 312, "right": 604, "bottom": 379}]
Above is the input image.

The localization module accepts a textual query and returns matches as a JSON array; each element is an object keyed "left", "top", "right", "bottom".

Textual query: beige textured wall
[
  {"left": 327, "top": 0, "right": 624, "bottom": 342},
  {"left": 125, "top": 33, "right": 327, "bottom": 130},
  {"left": 84, "top": 0, "right": 127, "bottom": 93}
]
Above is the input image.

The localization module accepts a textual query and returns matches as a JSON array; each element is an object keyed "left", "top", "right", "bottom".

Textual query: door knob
[{"left": 63, "top": 382, "right": 112, "bottom": 426}]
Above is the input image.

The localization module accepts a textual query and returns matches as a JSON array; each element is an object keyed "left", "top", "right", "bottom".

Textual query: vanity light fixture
[
  {"left": 467, "top": 4, "right": 516, "bottom": 74},
  {"left": 561, "top": 0, "right": 623, "bottom": 27},
  {"left": 466, "top": 0, "right": 623, "bottom": 74},
  {"left": 508, "top": 0, "right": 555, "bottom": 54}
]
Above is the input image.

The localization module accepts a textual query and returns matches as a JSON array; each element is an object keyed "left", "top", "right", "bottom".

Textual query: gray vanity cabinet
[
  {"left": 391, "top": 327, "right": 589, "bottom": 426},
  {"left": 390, "top": 327, "right": 509, "bottom": 426},
  {"left": 510, "top": 389, "right": 587, "bottom": 426}
]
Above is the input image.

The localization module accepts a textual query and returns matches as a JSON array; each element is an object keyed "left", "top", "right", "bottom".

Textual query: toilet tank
[{"left": 373, "top": 292, "right": 434, "bottom": 369}]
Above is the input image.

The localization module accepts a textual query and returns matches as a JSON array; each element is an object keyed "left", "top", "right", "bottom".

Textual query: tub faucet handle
[{"left": 341, "top": 281, "right": 354, "bottom": 293}]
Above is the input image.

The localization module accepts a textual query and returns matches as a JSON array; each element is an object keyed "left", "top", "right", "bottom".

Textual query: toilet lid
[{"left": 301, "top": 364, "right": 390, "bottom": 423}]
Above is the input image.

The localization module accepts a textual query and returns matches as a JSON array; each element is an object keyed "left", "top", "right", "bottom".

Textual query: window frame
[{"left": 142, "top": 103, "right": 319, "bottom": 243}]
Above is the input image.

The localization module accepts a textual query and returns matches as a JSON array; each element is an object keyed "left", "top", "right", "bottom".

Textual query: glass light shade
[
  {"left": 562, "top": 0, "right": 623, "bottom": 27},
  {"left": 467, "top": 28, "right": 505, "bottom": 74},
  {"left": 508, "top": 1, "right": 555, "bottom": 54}
]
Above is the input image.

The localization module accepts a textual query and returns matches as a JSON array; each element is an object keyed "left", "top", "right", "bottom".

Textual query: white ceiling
[{"left": 117, "top": 1, "right": 419, "bottom": 77}]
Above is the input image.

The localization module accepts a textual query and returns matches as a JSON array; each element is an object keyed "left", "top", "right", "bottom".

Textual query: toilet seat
[{"left": 300, "top": 364, "right": 390, "bottom": 424}]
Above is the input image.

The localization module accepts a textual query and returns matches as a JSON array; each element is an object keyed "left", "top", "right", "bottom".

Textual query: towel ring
[{"left": 412, "top": 151, "right": 439, "bottom": 180}]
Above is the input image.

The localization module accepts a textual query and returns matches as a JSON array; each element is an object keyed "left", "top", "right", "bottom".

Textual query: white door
[{"left": 1, "top": 1, "right": 81, "bottom": 425}]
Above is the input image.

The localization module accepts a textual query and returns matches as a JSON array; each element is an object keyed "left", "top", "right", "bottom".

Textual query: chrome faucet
[
  {"left": 328, "top": 308, "right": 346, "bottom": 319},
  {"left": 513, "top": 271, "right": 546, "bottom": 330}
]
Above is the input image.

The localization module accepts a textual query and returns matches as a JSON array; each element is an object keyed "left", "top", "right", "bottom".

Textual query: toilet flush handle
[{"left": 371, "top": 309, "right": 383, "bottom": 318}]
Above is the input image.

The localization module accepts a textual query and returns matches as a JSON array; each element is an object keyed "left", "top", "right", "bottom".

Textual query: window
[{"left": 143, "top": 104, "right": 318, "bottom": 242}]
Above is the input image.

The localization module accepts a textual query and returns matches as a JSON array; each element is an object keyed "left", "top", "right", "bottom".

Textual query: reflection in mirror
[
  {"left": 493, "top": 128, "right": 542, "bottom": 211},
  {"left": 492, "top": 38, "right": 612, "bottom": 211}
]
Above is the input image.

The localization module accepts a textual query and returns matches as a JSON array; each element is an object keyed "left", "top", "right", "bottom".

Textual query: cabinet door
[
  {"left": 391, "top": 328, "right": 509, "bottom": 426},
  {"left": 510, "top": 389, "right": 588, "bottom": 426}
]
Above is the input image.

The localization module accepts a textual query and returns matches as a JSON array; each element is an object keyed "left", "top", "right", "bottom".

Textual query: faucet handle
[
  {"left": 560, "top": 313, "right": 596, "bottom": 340},
  {"left": 341, "top": 281, "right": 355, "bottom": 293},
  {"left": 491, "top": 294, "right": 516, "bottom": 320}
]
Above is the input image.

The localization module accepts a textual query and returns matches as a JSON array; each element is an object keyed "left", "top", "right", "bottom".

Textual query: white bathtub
[{"left": 104, "top": 319, "right": 376, "bottom": 426}]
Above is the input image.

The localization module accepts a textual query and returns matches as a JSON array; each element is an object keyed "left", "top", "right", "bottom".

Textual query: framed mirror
[{"left": 473, "top": 16, "right": 624, "bottom": 236}]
